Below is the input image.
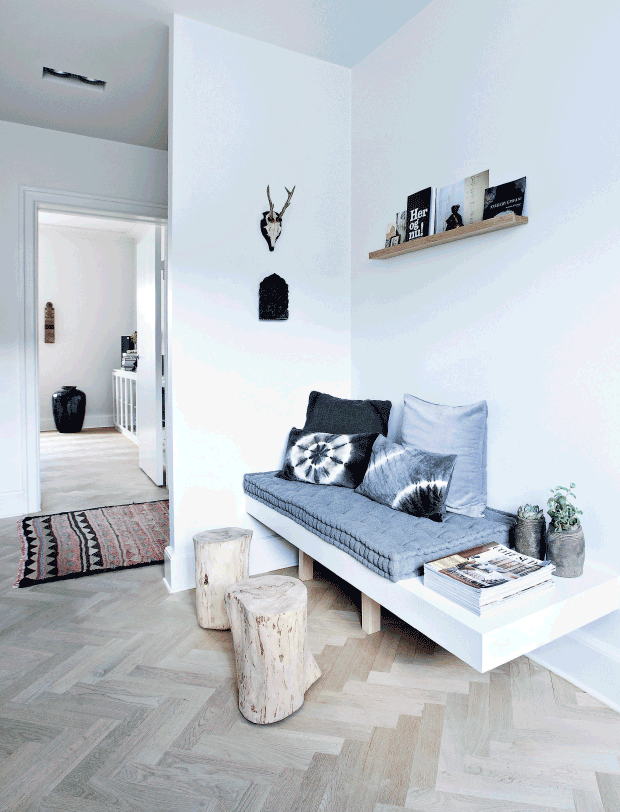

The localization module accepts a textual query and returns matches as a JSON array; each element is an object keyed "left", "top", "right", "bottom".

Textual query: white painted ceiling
[{"left": 0, "top": 0, "right": 431, "bottom": 151}]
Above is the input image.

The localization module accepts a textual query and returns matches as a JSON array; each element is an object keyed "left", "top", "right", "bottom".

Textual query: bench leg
[
  {"left": 298, "top": 550, "right": 314, "bottom": 581},
  {"left": 361, "top": 592, "right": 381, "bottom": 634}
]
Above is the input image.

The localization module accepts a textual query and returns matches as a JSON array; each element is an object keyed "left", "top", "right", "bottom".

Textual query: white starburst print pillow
[
  {"left": 355, "top": 435, "right": 457, "bottom": 522},
  {"left": 277, "top": 429, "right": 378, "bottom": 489}
]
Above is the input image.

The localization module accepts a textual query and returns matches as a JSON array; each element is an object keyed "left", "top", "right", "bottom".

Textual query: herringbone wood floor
[{"left": 0, "top": 431, "right": 619, "bottom": 811}]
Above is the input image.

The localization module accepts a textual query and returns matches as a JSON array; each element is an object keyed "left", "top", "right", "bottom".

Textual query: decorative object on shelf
[
  {"left": 483, "top": 177, "right": 526, "bottom": 220},
  {"left": 369, "top": 212, "right": 528, "bottom": 259},
  {"left": 515, "top": 504, "right": 546, "bottom": 560},
  {"left": 44, "top": 302, "right": 55, "bottom": 344},
  {"left": 260, "top": 185, "right": 295, "bottom": 251},
  {"left": 193, "top": 527, "right": 252, "bottom": 630},
  {"left": 225, "top": 574, "right": 321, "bottom": 723},
  {"left": 121, "top": 334, "right": 135, "bottom": 365},
  {"left": 385, "top": 223, "right": 399, "bottom": 247},
  {"left": 445, "top": 205, "right": 463, "bottom": 230},
  {"left": 259, "top": 273, "right": 288, "bottom": 320},
  {"left": 52, "top": 386, "right": 86, "bottom": 433},
  {"left": 131, "top": 330, "right": 137, "bottom": 349},
  {"left": 435, "top": 170, "right": 489, "bottom": 234},
  {"left": 121, "top": 350, "right": 138, "bottom": 371},
  {"left": 405, "top": 186, "right": 436, "bottom": 241},
  {"left": 546, "top": 483, "right": 585, "bottom": 577}
]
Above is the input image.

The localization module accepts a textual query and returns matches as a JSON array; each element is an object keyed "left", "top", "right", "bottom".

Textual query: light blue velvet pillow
[{"left": 401, "top": 394, "right": 488, "bottom": 518}]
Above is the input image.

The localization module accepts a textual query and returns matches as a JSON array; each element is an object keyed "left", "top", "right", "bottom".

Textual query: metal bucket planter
[
  {"left": 546, "top": 524, "right": 585, "bottom": 578},
  {"left": 515, "top": 515, "right": 546, "bottom": 560}
]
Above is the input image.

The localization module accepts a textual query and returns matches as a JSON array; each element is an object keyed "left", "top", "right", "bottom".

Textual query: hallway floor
[
  {"left": 39, "top": 428, "right": 168, "bottom": 515},
  {"left": 0, "top": 432, "right": 618, "bottom": 810}
]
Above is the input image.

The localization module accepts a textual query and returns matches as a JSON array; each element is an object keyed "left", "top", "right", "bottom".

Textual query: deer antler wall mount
[{"left": 260, "top": 185, "right": 295, "bottom": 251}]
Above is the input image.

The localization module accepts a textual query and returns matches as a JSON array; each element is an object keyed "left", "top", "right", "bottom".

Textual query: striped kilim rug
[{"left": 15, "top": 500, "right": 169, "bottom": 588}]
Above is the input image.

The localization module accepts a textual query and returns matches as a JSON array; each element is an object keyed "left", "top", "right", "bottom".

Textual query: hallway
[{"left": 39, "top": 428, "right": 168, "bottom": 515}]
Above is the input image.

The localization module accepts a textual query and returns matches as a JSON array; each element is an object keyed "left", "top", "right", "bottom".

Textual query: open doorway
[{"left": 36, "top": 209, "right": 168, "bottom": 515}]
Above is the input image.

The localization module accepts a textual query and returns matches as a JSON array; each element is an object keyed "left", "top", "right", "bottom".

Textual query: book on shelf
[
  {"left": 424, "top": 542, "right": 555, "bottom": 615},
  {"left": 482, "top": 177, "right": 526, "bottom": 220},
  {"left": 405, "top": 187, "right": 436, "bottom": 241},
  {"left": 396, "top": 211, "right": 407, "bottom": 244},
  {"left": 435, "top": 170, "right": 489, "bottom": 234}
]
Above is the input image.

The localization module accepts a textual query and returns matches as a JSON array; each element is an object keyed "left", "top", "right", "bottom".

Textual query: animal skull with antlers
[{"left": 260, "top": 185, "right": 295, "bottom": 251}]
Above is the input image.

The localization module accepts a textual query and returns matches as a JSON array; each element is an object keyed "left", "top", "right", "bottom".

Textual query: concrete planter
[
  {"left": 515, "top": 515, "right": 546, "bottom": 560},
  {"left": 546, "top": 524, "right": 585, "bottom": 578}
]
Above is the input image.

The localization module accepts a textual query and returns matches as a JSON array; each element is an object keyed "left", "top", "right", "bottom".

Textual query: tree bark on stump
[
  {"left": 193, "top": 527, "right": 252, "bottom": 630},
  {"left": 224, "top": 575, "right": 321, "bottom": 724}
]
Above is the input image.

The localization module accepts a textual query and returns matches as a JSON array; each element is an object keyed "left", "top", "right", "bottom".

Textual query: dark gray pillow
[
  {"left": 355, "top": 435, "right": 457, "bottom": 522},
  {"left": 303, "top": 391, "right": 391, "bottom": 436},
  {"left": 277, "top": 428, "right": 378, "bottom": 489}
]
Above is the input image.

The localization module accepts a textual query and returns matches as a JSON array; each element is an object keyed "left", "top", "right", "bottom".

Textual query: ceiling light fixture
[{"left": 42, "top": 67, "right": 106, "bottom": 92}]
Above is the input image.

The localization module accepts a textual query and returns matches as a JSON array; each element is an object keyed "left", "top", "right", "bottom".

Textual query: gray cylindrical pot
[
  {"left": 515, "top": 516, "right": 546, "bottom": 560},
  {"left": 546, "top": 524, "right": 585, "bottom": 577}
]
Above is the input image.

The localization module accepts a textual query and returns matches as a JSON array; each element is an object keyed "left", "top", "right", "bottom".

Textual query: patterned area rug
[{"left": 15, "top": 500, "right": 169, "bottom": 588}]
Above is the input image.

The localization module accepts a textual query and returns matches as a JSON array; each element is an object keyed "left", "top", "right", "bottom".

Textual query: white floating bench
[{"left": 246, "top": 495, "right": 620, "bottom": 673}]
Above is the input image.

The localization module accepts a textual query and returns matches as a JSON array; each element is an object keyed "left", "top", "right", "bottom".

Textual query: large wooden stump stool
[
  {"left": 193, "top": 527, "right": 252, "bottom": 630},
  {"left": 225, "top": 575, "right": 321, "bottom": 724}
]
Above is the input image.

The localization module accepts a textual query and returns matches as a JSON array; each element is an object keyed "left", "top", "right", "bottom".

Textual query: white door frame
[{"left": 19, "top": 186, "right": 168, "bottom": 513}]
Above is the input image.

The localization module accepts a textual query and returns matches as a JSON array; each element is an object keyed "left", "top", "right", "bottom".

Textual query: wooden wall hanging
[
  {"left": 44, "top": 302, "right": 55, "bottom": 343},
  {"left": 259, "top": 274, "right": 288, "bottom": 320}
]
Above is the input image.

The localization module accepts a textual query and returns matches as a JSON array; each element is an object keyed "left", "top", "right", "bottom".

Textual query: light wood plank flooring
[{"left": 0, "top": 430, "right": 618, "bottom": 811}]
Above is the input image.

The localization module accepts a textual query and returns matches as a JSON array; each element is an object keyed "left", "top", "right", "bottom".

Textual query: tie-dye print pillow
[
  {"left": 276, "top": 428, "right": 378, "bottom": 489},
  {"left": 355, "top": 435, "right": 457, "bottom": 522}
]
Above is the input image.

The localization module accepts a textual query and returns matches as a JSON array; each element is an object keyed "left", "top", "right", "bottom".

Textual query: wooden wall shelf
[{"left": 369, "top": 212, "right": 528, "bottom": 259}]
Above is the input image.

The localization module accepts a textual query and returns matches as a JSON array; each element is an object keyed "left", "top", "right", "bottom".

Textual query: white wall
[
  {"left": 0, "top": 119, "right": 167, "bottom": 517},
  {"left": 167, "top": 16, "right": 351, "bottom": 590},
  {"left": 38, "top": 225, "right": 137, "bottom": 431},
  {"left": 351, "top": 0, "right": 620, "bottom": 683}
]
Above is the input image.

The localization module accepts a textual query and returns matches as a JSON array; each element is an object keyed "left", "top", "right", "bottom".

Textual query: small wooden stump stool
[
  {"left": 225, "top": 575, "right": 321, "bottom": 724},
  {"left": 193, "top": 527, "right": 252, "bottom": 630}
]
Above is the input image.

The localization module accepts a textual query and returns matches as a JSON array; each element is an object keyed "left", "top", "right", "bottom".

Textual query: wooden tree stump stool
[
  {"left": 193, "top": 527, "right": 252, "bottom": 630},
  {"left": 224, "top": 575, "right": 321, "bottom": 724}
]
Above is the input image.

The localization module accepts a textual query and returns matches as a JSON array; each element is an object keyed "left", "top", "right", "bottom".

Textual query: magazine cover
[
  {"left": 435, "top": 170, "right": 489, "bottom": 234},
  {"left": 482, "top": 177, "right": 526, "bottom": 220},
  {"left": 396, "top": 211, "right": 407, "bottom": 244},
  {"left": 425, "top": 543, "right": 554, "bottom": 590},
  {"left": 405, "top": 187, "right": 435, "bottom": 241}
]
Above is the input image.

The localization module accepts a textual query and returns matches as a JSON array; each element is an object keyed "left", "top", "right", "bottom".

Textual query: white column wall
[
  {"left": 351, "top": 0, "right": 620, "bottom": 694},
  {"left": 167, "top": 16, "right": 351, "bottom": 590},
  {"left": 0, "top": 119, "right": 167, "bottom": 518}
]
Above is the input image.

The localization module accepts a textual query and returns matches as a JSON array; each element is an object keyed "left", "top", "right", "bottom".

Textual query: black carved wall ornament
[{"left": 259, "top": 273, "right": 289, "bottom": 321}]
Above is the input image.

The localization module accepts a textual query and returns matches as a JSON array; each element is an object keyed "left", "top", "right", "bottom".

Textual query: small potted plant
[
  {"left": 546, "top": 483, "right": 584, "bottom": 577},
  {"left": 515, "top": 504, "right": 546, "bottom": 559}
]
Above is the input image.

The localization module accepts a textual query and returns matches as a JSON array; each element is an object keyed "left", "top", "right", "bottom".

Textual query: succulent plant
[
  {"left": 517, "top": 504, "right": 543, "bottom": 520},
  {"left": 547, "top": 483, "right": 582, "bottom": 532}
]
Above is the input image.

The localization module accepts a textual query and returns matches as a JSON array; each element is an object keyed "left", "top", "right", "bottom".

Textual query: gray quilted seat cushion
[{"left": 244, "top": 471, "right": 515, "bottom": 582}]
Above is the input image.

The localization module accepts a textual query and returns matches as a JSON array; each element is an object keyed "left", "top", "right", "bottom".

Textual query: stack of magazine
[{"left": 424, "top": 543, "right": 555, "bottom": 615}]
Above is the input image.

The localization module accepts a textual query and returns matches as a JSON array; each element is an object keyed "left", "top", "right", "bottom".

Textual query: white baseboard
[
  {"left": 40, "top": 414, "right": 114, "bottom": 432},
  {"left": 529, "top": 629, "right": 620, "bottom": 713},
  {"left": 0, "top": 489, "right": 28, "bottom": 519},
  {"left": 163, "top": 533, "right": 298, "bottom": 594}
]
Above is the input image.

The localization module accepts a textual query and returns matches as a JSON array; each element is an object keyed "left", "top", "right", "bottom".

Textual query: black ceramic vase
[{"left": 52, "top": 386, "right": 86, "bottom": 433}]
